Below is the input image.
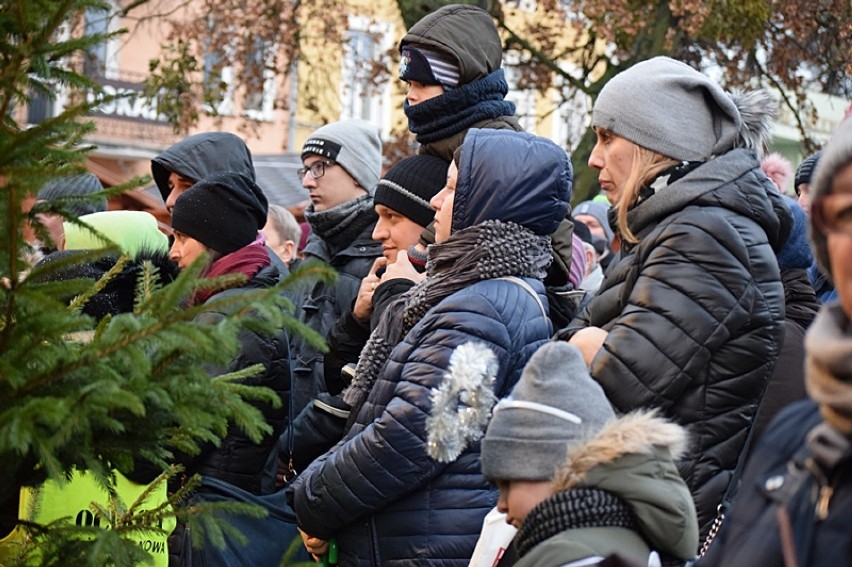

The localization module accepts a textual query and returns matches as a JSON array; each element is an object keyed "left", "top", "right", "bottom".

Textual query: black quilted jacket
[
  {"left": 561, "top": 149, "right": 792, "bottom": 537},
  {"left": 183, "top": 265, "right": 290, "bottom": 494}
]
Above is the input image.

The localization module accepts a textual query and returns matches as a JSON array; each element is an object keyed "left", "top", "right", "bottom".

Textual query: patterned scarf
[
  {"left": 404, "top": 69, "right": 516, "bottom": 145},
  {"left": 805, "top": 303, "right": 852, "bottom": 435},
  {"left": 342, "top": 220, "right": 551, "bottom": 409},
  {"left": 635, "top": 160, "right": 704, "bottom": 206},
  {"left": 515, "top": 487, "right": 637, "bottom": 558}
]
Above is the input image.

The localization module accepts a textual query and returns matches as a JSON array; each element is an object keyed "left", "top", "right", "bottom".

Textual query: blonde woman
[{"left": 558, "top": 56, "right": 793, "bottom": 539}]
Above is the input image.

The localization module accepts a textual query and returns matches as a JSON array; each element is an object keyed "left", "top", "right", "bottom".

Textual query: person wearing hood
[
  {"left": 150, "top": 131, "right": 289, "bottom": 275},
  {"left": 399, "top": 4, "right": 522, "bottom": 163},
  {"left": 699, "top": 116, "right": 852, "bottom": 567},
  {"left": 400, "top": 5, "right": 581, "bottom": 330},
  {"left": 481, "top": 342, "right": 698, "bottom": 567},
  {"left": 151, "top": 131, "right": 255, "bottom": 213},
  {"left": 33, "top": 209, "right": 175, "bottom": 321},
  {"left": 288, "top": 129, "right": 571, "bottom": 566},
  {"left": 557, "top": 56, "right": 792, "bottom": 540},
  {"left": 167, "top": 172, "right": 290, "bottom": 494}
]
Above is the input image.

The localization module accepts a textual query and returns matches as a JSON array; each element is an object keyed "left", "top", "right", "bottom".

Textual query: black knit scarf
[
  {"left": 304, "top": 193, "right": 377, "bottom": 255},
  {"left": 515, "top": 487, "right": 637, "bottom": 558},
  {"left": 342, "top": 220, "right": 551, "bottom": 410},
  {"left": 404, "top": 69, "right": 516, "bottom": 145}
]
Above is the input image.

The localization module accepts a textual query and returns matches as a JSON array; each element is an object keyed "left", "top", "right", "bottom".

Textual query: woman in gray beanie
[
  {"left": 558, "top": 56, "right": 793, "bottom": 542},
  {"left": 289, "top": 129, "right": 570, "bottom": 566},
  {"left": 699, "top": 117, "right": 852, "bottom": 567}
]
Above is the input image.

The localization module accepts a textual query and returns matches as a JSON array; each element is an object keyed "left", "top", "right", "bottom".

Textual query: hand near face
[
  {"left": 353, "top": 257, "right": 387, "bottom": 322},
  {"left": 568, "top": 326, "right": 609, "bottom": 367},
  {"left": 382, "top": 250, "right": 425, "bottom": 285}
]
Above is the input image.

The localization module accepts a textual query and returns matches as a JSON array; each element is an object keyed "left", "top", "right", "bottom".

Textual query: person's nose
[
  {"left": 588, "top": 141, "right": 604, "bottom": 170},
  {"left": 430, "top": 188, "right": 446, "bottom": 211},
  {"left": 372, "top": 218, "right": 389, "bottom": 241}
]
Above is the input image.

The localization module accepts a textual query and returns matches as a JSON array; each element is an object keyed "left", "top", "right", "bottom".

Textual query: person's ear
[{"left": 283, "top": 240, "right": 296, "bottom": 263}]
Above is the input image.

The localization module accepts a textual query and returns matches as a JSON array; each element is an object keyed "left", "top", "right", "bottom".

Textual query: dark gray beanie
[
  {"left": 36, "top": 173, "right": 107, "bottom": 217},
  {"left": 794, "top": 151, "right": 823, "bottom": 189},
  {"left": 592, "top": 57, "right": 742, "bottom": 161},
  {"left": 809, "top": 119, "right": 852, "bottom": 278},
  {"left": 481, "top": 342, "right": 615, "bottom": 481},
  {"left": 301, "top": 119, "right": 382, "bottom": 192}
]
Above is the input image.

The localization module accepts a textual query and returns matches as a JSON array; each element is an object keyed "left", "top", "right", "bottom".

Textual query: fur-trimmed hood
[
  {"left": 553, "top": 410, "right": 687, "bottom": 491},
  {"left": 552, "top": 410, "right": 699, "bottom": 560}
]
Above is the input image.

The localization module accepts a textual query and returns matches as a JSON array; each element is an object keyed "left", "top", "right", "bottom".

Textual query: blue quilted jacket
[{"left": 289, "top": 129, "right": 571, "bottom": 566}]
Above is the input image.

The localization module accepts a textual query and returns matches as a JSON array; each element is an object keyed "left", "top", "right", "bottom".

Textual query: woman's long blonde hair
[{"left": 614, "top": 140, "right": 679, "bottom": 244}]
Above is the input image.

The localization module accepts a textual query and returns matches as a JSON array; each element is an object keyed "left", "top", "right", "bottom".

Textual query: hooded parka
[{"left": 514, "top": 412, "right": 698, "bottom": 567}]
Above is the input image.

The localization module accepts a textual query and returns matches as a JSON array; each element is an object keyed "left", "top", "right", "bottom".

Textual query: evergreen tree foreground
[{"left": 0, "top": 2, "right": 329, "bottom": 564}]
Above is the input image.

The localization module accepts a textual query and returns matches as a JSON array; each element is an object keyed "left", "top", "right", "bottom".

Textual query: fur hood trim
[
  {"left": 729, "top": 89, "right": 775, "bottom": 157},
  {"left": 552, "top": 409, "right": 687, "bottom": 492}
]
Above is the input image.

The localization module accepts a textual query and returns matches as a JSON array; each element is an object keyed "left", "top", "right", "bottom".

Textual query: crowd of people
[{"left": 13, "top": 3, "right": 852, "bottom": 566}]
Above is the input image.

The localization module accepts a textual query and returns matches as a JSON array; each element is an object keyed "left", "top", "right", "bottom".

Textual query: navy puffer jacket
[
  {"left": 561, "top": 149, "right": 791, "bottom": 536},
  {"left": 290, "top": 130, "right": 570, "bottom": 566}
]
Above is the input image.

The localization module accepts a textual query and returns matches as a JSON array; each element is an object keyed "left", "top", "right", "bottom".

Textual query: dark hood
[
  {"left": 400, "top": 4, "right": 502, "bottom": 86},
  {"left": 627, "top": 149, "right": 792, "bottom": 251},
  {"left": 151, "top": 132, "right": 255, "bottom": 202},
  {"left": 453, "top": 129, "right": 571, "bottom": 235}
]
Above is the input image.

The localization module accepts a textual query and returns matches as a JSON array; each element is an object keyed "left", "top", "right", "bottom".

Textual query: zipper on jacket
[{"left": 803, "top": 457, "right": 833, "bottom": 521}]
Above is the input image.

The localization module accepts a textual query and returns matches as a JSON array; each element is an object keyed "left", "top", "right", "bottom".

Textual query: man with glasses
[{"left": 285, "top": 119, "right": 384, "bottom": 448}]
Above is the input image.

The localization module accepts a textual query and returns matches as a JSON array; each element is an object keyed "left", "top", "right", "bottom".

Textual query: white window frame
[{"left": 339, "top": 15, "right": 393, "bottom": 137}]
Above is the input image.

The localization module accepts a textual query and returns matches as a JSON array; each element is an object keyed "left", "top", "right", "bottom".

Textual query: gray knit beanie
[
  {"left": 481, "top": 342, "right": 615, "bottom": 481},
  {"left": 809, "top": 118, "right": 852, "bottom": 279},
  {"left": 301, "top": 119, "right": 382, "bottom": 193},
  {"left": 592, "top": 57, "right": 742, "bottom": 161},
  {"left": 36, "top": 173, "right": 107, "bottom": 217},
  {"left": 573, "top": 200, "right": 614, "bottom": 244}
]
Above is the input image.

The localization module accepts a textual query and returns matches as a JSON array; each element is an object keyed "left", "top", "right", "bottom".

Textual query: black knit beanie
[
  {"left": 171, "top": 172, "right": 268, "bottom": 255},
  {"left": 374, "top": 155, "right": 449, "bottom": 228},
  {"left": 794, "top": 150, "right": 822, "bottom": 189}
]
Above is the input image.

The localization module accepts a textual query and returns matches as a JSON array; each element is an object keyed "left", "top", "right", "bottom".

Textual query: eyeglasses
[
  {"left": 813, "top": 193, "right": 852, "bottom": 235},
  {"left": 297, "top": 160, "right": 336, "bottom": 180}
]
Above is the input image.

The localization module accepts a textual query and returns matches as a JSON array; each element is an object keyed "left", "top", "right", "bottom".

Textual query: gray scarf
[
  {"left": 805, "top": 303, "right": 852, "bottom": 435},
  {"left": 304, "top": 193, "right": 377, "bottom": 254},
  {"left": 342, "top": 220, "right": 551, "bottom": 409}
]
